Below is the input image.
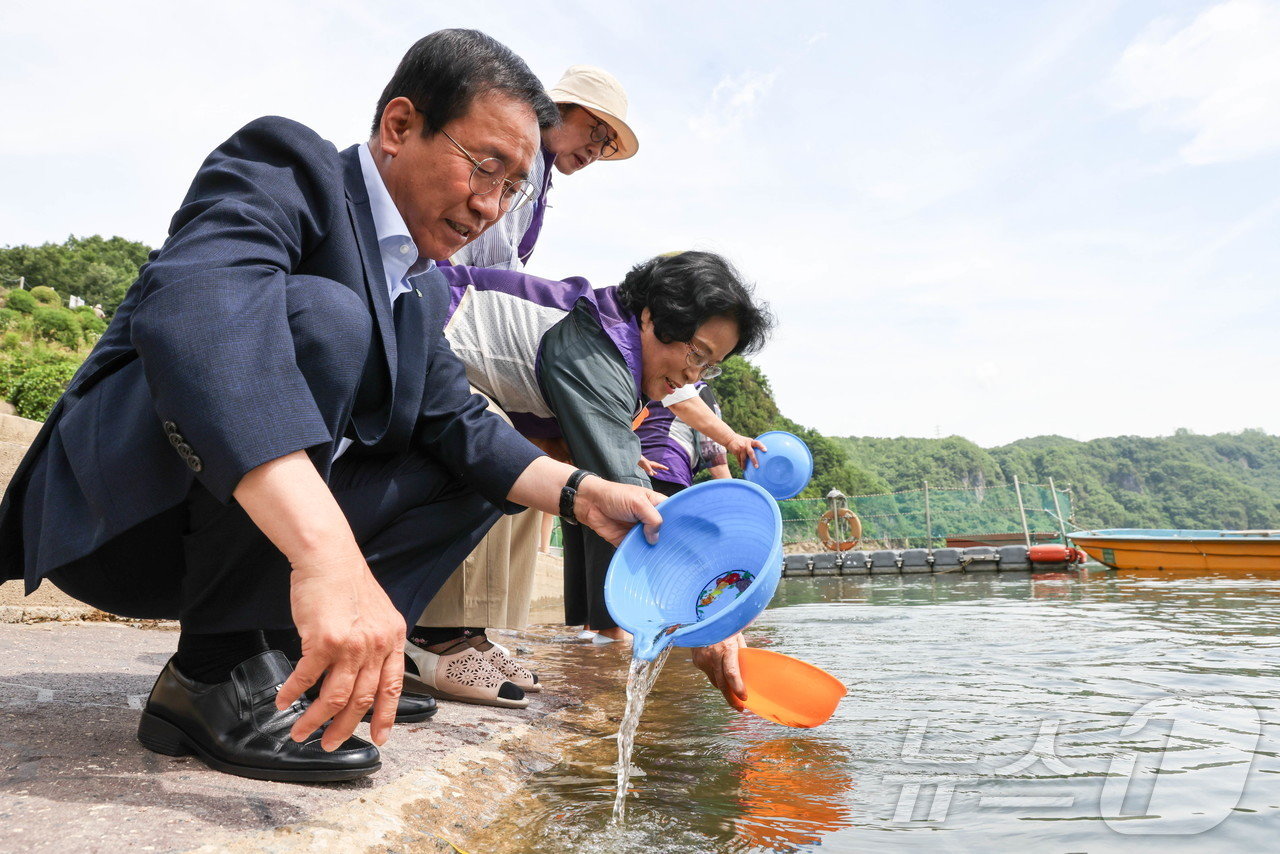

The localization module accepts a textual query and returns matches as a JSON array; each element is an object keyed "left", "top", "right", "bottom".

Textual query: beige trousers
[
  {"left": 416, "top": 507, "right": 540, "bottom": 629},
  {"left": 415, "top": 387, "right": 540, "bottom": 630}
]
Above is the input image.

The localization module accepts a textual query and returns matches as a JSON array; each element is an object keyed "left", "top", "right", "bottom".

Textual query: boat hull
[{"left": 1070, "top": 529, "right": 1280, "bottom": 572}]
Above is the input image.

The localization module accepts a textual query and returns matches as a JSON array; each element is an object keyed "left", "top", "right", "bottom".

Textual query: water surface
[{"left": 464, "top": 569, "right": 1280, "bottom": 852}]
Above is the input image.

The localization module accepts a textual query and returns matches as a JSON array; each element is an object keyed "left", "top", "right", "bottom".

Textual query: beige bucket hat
[{"left": 546, "top": 65, "right": 638, "bottom": 161}]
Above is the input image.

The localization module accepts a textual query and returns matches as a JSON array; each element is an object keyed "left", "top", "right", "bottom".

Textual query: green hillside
[
  {"left": 710, "top": 357, "right": 1280, "bottom": 531},
  {"left": 830, "top": 431, "right": 1280, "bottom": 530},
  {"left": 0, "top": 235, "right": 150, "bottom": 315}
]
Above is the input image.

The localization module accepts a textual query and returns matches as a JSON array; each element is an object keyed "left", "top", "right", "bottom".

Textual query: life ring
[{"left": 817, "top": 508, "right": 862, "bottom": 551}]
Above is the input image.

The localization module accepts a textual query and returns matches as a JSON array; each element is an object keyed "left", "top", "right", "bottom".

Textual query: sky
[{"left": 2, "top": 0, "right": 1278, "bottom": 447}]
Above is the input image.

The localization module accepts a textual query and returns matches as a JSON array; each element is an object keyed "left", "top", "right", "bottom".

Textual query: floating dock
[{"left": 781, "top": 545, "right": 1083, "bottom": 577}]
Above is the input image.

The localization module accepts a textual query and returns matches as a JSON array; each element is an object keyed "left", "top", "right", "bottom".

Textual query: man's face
[{"left": 376, "top": 92, "right": 540, "bottom": 261}]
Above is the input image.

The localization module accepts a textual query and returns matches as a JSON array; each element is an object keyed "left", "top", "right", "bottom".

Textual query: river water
[{"left": 464, "top": 569, "right": 1280, "bottom": 852}]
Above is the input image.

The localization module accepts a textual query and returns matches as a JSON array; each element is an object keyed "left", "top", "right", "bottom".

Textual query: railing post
[
  {"left": 1049, "top": 477, "right": 1068, "bottom": 545},
  {"left": 923, "top": 480, "right": 932, "bottom": 551},
  {"left": 826, "top": 489, "right": 847, "bottom": 548},
  {"left": 1013, "top": 475, "right": 1031, "bottom": 548}
]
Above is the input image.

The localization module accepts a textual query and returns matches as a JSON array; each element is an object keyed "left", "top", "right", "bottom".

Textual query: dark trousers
[
  {"left": 45, "top": 275, "right": 503, "bottom": 634},
  {"left": 561, "top": 523, "right": 617, "bottom": 630},
  {"left": 562, "top": 477, "right": 684, "bottom": 630},
  {"left": 48, "top": 451, "right": 501, "bottom": 633}
]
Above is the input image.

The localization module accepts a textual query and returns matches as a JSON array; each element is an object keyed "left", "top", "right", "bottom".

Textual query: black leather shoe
[
  {"left": 362, "top": 691, "right": 437, "bottom": 723},
  {"left": 137, "top": 651, "right": 381, "bottom": 782}
]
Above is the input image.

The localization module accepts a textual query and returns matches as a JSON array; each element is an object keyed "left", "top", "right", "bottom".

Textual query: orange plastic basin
[{"left": 738, "top": 647, "right": 848, "bottom": 728}]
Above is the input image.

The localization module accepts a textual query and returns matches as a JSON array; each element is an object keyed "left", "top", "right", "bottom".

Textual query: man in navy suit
[{"left": 0, "top": 29, "right": 665, "bottom": 782}]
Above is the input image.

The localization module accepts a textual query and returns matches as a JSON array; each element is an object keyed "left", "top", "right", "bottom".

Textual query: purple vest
[
  {"left": 439, "top": 265, "right": 642, "bottom": 438},
  {"left": 637, "top": 383, "right": 720, "bottom": 487},
  {"left": 516, "top": 147, "right": 556, "bottom": 266}
]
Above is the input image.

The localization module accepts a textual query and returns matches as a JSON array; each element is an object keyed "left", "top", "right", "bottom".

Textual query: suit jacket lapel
[
  {"left": 341, "top": 145, "right": 399, "bottom": 445},
  {"left": 385, "top": 266, "right": 437, "bottom": 447},
  {"left": 342, "top": 145, "right": 397, "bottom": 387}
]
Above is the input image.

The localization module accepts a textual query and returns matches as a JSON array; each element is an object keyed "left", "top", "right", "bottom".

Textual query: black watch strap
[{"left": 559, "top": 469, "right": 593, "bottom": 526}]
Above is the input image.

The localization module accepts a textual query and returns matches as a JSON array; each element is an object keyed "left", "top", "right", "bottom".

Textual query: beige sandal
[
  {"left": 471, "top": 639, "right": 541, "bottom": 693},
  {"left": 403, "top": 642, "right": 528, "bottom": 709}
]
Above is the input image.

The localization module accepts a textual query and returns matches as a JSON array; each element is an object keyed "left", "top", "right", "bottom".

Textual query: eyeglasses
[
  {"left": 579, "top": 108, "right": 620, "bottom": 159},
  {"left": 686, "top": 343, "right": 723, "bottom": 379},
  {"left": 440, "top": 129, "right": 537, "bottom": 212}
]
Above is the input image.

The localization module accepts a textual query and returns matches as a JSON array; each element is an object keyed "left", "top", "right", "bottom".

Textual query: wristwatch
[{"left": 559, "top": 469, "right": 594, "bottom": 526}]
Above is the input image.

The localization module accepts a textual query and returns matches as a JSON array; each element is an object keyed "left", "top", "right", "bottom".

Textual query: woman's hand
[
  {"left": 724, "top": 434, "right": 767, "bottom": 469},
  {"left": 692, "top": 632, "right": 749, "bottom": 710},
  {"left": 638, "top": 455, "right": 669, "bottom": 478}
]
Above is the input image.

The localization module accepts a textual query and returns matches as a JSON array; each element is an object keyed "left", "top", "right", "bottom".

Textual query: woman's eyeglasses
[
  {"left": 686, "top": 343, "right": 723, "bottom": 379},
  {"left": 580, "top": 108, "right": 620, "bottom": 159}
]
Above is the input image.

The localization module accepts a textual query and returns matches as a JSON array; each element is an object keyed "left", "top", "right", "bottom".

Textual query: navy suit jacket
[{"left": 0, "top": 117, "right": 542, "bottom": 591}]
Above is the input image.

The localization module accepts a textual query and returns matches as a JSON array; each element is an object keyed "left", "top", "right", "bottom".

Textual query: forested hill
[
  {"left": 711, "top": 357, "right": 1280, "bottom": 531},
  {"left": 0, "top": 235, "right": 150, "bottom": 315},
  {"left": 835, "top": 431, "right": 1280, "bottom": 530}
]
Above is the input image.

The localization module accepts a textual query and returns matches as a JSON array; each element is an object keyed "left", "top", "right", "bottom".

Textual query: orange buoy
[
  {"left": 1029, "top": 544, "right": 1070, "bottom": 563},
  {"left": 816, "top": 508, "right": 861, "bottom": 551}
]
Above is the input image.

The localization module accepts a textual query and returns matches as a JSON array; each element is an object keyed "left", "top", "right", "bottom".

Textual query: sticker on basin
[{"left": 696, "top": 570, "right": 755, "bottom": 620}]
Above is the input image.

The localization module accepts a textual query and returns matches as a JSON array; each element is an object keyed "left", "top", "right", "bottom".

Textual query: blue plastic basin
[
  {"left": 743, "top": 431, "right": 813, "bottom": 500},
  {"left": 605, "top": 479, "right": 783, "bottom": 661}
]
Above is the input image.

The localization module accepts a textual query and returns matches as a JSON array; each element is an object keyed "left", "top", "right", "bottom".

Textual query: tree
[
  {"left": 0, "top": 235, "right": 152, "bottom": 316},
  {"left": 711, "top": 356, "right": 884, "bottom": 498},
  {"left": 5, "top": 289, "right": 36, "bottom": 314}
]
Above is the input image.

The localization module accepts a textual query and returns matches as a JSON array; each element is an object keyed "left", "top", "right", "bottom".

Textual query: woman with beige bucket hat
[
  {"left": 450, "top": 64, "right": 638, "bottom": 271},
  {"left": 407, "top": 65, "right": 639, "bottom": 708}
]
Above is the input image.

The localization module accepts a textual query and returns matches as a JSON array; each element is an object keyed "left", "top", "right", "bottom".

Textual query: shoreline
[
  {"left": 0, "top": 412, "right": 609, "bottom": 853},
  {"left": 0, "top": 595, "right": 619, "bottom": 854}
]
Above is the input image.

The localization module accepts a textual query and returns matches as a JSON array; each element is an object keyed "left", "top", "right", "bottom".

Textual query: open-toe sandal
[
  {"left": 470, "top": 638, "right": 541, "bottom": 693},
  {"left": 404, "top": 641, "right": 528, "bottom": 709}
]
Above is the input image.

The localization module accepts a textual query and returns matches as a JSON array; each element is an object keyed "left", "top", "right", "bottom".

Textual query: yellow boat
[{"left": 1069, "top": 528, "right": 1280, "bottom": 572}]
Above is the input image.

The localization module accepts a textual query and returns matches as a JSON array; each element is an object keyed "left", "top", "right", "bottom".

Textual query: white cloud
[
  {"left": 1109, "top": 0, "right": 1280, "bottom": 164},
  {"left": 688, "top": 70, "right": 779, "bottom": 140}
]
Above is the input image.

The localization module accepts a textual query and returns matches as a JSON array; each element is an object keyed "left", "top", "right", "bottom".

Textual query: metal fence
[
  {"left": 780, "top": 478, "right": 1074, "bottom": 550},
  {"left": 547, "top": 478, "right": 1074, "bottom": 553}
]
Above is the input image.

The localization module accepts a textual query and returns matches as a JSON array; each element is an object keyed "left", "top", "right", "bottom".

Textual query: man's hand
[
  {"left": 724, "top": 434, "right": 767, "bottom": 469},
  {"left": 233, "top": 450, "right": 405, "bottom": 751},
  {"left": 574, "top": 474, "right": 665, "bottom": 546},
  {"left": 692, "top": 632, "right": 749, "bottom": 711},
  {"left": 506, "top": 456, "right": 665, "bottom": 546},
  {"left": 276, "top": 549, "right": 405, "bottom": 751}
]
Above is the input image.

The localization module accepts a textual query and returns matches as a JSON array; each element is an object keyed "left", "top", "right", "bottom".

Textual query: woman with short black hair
[
  {"left": 402, "top": 251, "right": 773, "bottom": 699},
  {"left": 616, "top": 252, "right": 773, "bottom": 360}
]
